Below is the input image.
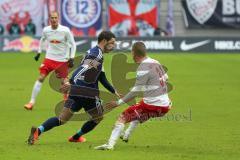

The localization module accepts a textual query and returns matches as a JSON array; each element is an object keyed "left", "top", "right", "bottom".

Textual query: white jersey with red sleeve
[
  {"left": 38, "top": 24, "right": 76, "bottom": 62},
  {"left": 120, "top": 57, "right": 171, "bottom": 107}
]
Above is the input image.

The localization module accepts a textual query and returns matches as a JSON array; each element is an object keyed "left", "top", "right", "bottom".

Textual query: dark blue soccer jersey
[{"left": 70, "top": 46, "right": 103, "bottom": 90}]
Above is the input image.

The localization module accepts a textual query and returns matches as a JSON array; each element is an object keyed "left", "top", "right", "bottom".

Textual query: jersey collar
[{"left": 96, "top": 45, "right": 104, "bottom": 53}]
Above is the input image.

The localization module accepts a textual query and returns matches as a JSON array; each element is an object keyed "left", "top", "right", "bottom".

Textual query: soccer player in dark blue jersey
[{"left": 27, "top": 31, "right": 120, "bottom": 145}]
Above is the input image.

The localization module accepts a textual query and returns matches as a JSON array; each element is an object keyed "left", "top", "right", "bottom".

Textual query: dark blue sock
[
  {"left": 38, "top": 117, "right": 61, "bottom": 135},
  {"left": 72, "top": 120, "right": 98, "bottom": 139}
]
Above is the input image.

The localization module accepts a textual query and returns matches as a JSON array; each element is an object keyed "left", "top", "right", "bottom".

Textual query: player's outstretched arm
[
  {"left": 98, "top": 71, "right": 122, "bottom": 97},
  {"left": 114, "top": 70, "right": 150, "bottom": 107}
]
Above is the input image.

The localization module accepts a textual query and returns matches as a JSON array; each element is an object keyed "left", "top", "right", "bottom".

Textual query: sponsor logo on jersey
[
  {"left": 50, "top": 40, "right": 61, "bottom": 44},
  {"left": 186, "top": 0, "right": 218, "bottom": 24}
]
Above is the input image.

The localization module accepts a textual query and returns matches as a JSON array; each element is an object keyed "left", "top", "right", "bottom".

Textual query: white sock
[
  {"left": 108, "top": 122, "right": 125, "bottom": 147},
  {"left": 30, "top": 80, "right": 42, "bottom": 104},
  {"left": 124, "top": 120, "right": 139, "bottom": 139}
]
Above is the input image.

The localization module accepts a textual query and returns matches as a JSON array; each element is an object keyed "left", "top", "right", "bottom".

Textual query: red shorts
[
  {"left": 39, "top": 58, "right": 68, "bottom": 78},
  {"left": 122, "top": 100, "right": 171, "bottom": 123}
]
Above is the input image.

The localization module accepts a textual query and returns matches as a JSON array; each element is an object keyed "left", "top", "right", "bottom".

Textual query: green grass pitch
[{"left": 0, "top": 52, "right": 239, "bottom": 160}]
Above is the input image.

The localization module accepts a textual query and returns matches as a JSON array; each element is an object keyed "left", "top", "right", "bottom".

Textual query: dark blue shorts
[{"left": 64, "top": 96, "right": 103, "bottom": 114}]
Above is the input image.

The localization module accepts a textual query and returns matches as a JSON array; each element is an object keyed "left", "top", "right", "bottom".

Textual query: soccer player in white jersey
[
  {"left": 95, "top": 42, "right": 172, "bottom": 150},
  {"left": 24, "top": 12, "right": 76, "bottom": 110}
]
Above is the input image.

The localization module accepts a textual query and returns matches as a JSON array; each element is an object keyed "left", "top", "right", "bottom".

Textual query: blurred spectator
[
  {"left": 24, "top": 19, "right": 36, "bottom": 35},
  {"left": 9, "top": 11, "right": 31, "bottom": 34},
  {"left": 137, "top": 21, "right": 155, "bottom": 37},
  {"left": 0, "top": 24, "right": 4, "bottom": 35},
  {"left": 154, "top": 27, "right": 168, "bottom": 37},
  {"left": 8, "top": 20, "right": 20, "bottom": 35}
]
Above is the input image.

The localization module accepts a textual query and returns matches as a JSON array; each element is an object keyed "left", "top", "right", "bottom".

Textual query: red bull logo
[
  {"left": 3, "top": 36, "right": 40, "bottom": 53},
  {"left": 50, "top": 40, "right": 61, "bottom": 44}
]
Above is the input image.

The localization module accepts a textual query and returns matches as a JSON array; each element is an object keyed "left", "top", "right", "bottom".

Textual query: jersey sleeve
[
  {"left": 38, "top": 28, "right": 47, "bottom": 53},
  {"left": 85, "top": 48, "right": 103, "bottom": 62},
  {"left": 98, "top": 71, "right": 115, "bottom": 94},
  {"left": 66, "top": 28, "right": 76, "bottom": 59},
  {"left": 120, "top": 68, "right": 150, "bottom": 104},
  {"left": 72, "top": 49, "right": 102, "bottom": 84}
]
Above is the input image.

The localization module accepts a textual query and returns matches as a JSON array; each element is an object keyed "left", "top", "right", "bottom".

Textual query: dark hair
[
  {"left": 132, "top": 42, "right": 146, "bottom": 57},
  {"left": 98, "top": 31, "right": 116, "bottom": 43}
]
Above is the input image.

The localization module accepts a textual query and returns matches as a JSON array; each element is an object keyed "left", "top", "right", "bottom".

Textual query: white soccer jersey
[
  {"left": 38, "top": 24, "right": 76, "bottom": 62},
  {"left": 121, "top": 57, "right": 171, "bottom": 107}
]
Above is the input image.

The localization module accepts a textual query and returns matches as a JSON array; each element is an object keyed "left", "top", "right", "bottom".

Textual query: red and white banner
[
  {"left": 0, "top": 0, "right": 46, "bottom": 36},
  {"left": 107, "top": 0, "right": 160, "bottom": 37}
]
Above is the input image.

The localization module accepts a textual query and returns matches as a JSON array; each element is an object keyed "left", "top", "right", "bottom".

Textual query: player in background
[
  {"left": 24, "top": 12, "right": 76, "bottom": 110},
  {"left": 95, "top": 42, "right": 172, "bottom": 150},
  {"left": 27, "top": 31, "right": 121, "bottom": 145}
]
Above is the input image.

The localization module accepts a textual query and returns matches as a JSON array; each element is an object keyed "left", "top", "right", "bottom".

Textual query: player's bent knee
[
  {"left": 38, "top": 75, "right": 46, "bottom": 82},
  {"left": 58, "top": 108, "right": 73, "bottom": 123},
  {"left": 117, "top": 114, "right": 127, "bottom": 124},
  {"left": 38, "top": 78, "right": 44, "bottom": 83},
  {"left": 93, "top": 116, "right": 103, "bottom": 124},
  {"left": 58, "top": 119, "right": 66, "bottom": 125},
  {"left": 58, "top": 116, "right": 69, "bottom": 125}
]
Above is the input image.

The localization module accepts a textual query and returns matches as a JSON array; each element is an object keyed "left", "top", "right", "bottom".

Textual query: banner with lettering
[{"left": 182, "top": 0, "right": 240, "bottom": 28}]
